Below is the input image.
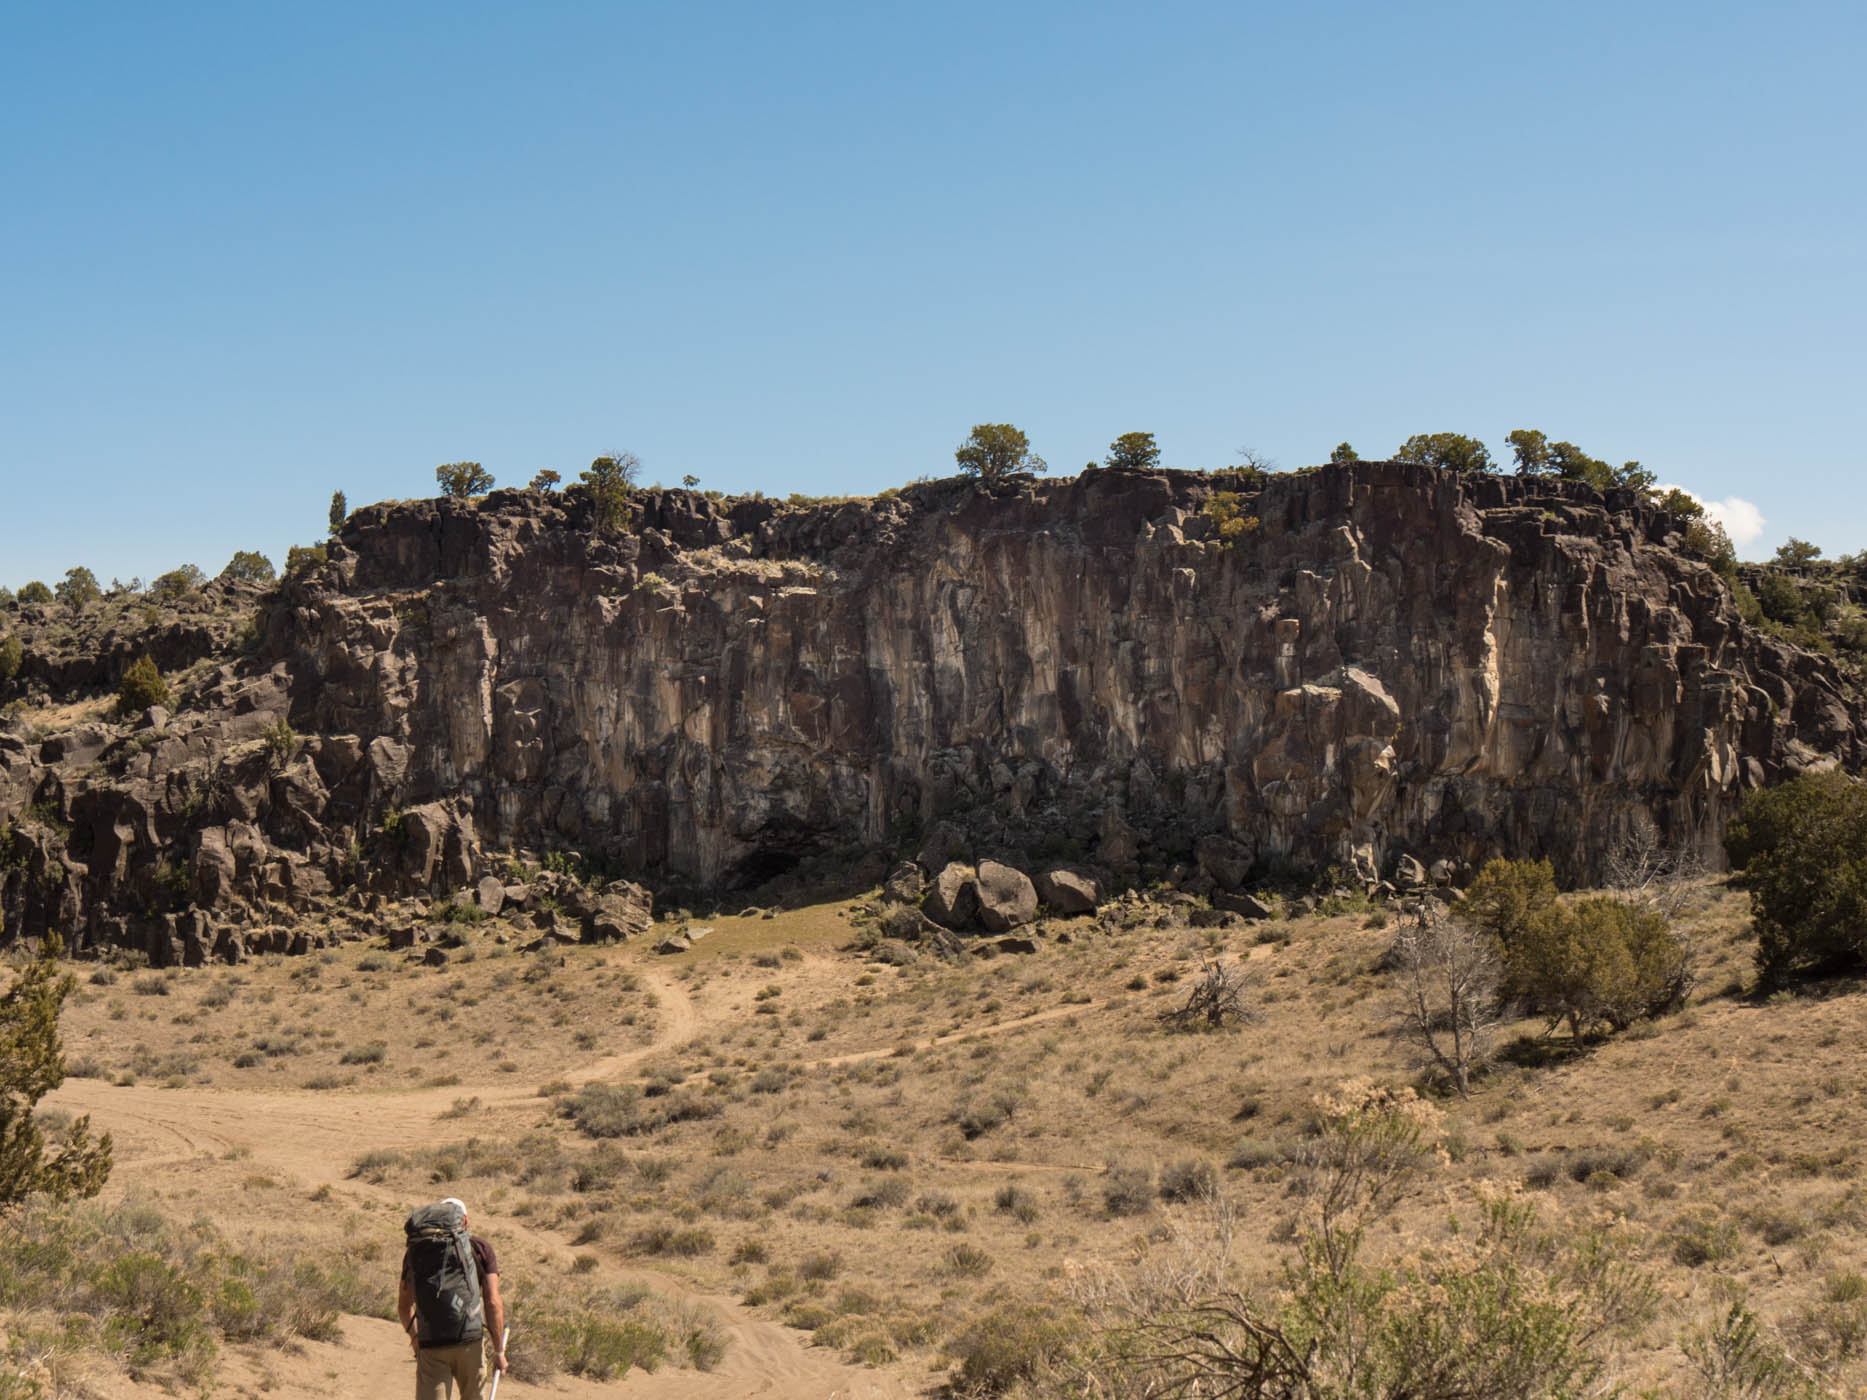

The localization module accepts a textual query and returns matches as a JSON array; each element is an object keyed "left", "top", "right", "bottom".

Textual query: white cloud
[
  {"left": 1656, "top": 485, "right": 1766, "bottom": 550},
  {"left": 1707, "top": 496, "right": 1766, "bottom": 550}
]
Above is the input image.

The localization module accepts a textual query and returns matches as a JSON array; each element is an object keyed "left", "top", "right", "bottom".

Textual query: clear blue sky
[{"left": 4, "top": 0, "right": 1862, "bottom": 589}]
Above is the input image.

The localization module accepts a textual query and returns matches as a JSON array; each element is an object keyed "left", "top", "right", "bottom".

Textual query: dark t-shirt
[{"left": 402, "top": 1235, "right": 498, "bottom": 1347}]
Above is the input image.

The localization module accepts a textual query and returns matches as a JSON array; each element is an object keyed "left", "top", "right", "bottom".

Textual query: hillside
[
  {"left": 3, "top": 462, "right": 1866, "bottom": 1397},
  {"left": 3, "top": 461, "right": 1863, "bottom": 960},
  {"left": 16, "top": 880, "right": 1867, "bottom": 1398}
]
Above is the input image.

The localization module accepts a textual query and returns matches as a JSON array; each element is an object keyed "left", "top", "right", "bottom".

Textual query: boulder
[
  {"left": 916, "top": 821, "right": 972, "bottom": 874},
  {"left": 387, "top": 924, "right": 418, "bottom": 950},
  {"left": 403, "top": 804, "right": 452, "bottom": 887},
  {"left": 871, "top": 939, "right": 919, "bottom": 966},
  {"left": 879, "top": 903, "right": 938, "bottom": 941},
  {"left": 1034, "top": 866, "right": 1101, "bottom": 915},
  {"left": 923, "top": 862, "right": 981, "bottom": 931},
  {"left": 1211, "top": 889, "right": 1277, "bottom": 920},
  {"left": 1194, "top": 834, "right": 1254, "bottom": 891},
  {"left": 587, "top": 881, "right": 653, "bottom": 942},
  {"left": 423, "top": 946, "right": 449, "bottom": 967},
  {"left": 1394, "top": 854, "right": 1428, "bottom": 890},
  {"left": 994, "top": 936, "right": 1039, "bottom": 955},
  {"left": 654, "top": 934, "right": 692, "bottom": 955},
  {"left": 975, "top": 860, "right": 1037, "bottom": 932},
  {"left": 192, "top": 827, "right": 237, "bottom": 908},
  {"left": 882, "top": 861, "right": 925, "bottom": 905},
  {"left": 475, "top": 876, "right": 506, "bottom": 915}
]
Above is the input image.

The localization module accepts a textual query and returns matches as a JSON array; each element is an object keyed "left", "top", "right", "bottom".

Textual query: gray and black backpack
[{"left": 405, "top": 1201, "right": 485, "bottom": 1346}]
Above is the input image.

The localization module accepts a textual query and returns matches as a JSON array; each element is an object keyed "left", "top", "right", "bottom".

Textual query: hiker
[{"left": 397, "top": 1197, "right": 508, "bottom": 1400}]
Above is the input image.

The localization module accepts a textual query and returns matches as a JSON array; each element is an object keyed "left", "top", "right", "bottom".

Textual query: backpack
[{"left": 404, "top": 1201, "right": 485, "bottom": 1345}]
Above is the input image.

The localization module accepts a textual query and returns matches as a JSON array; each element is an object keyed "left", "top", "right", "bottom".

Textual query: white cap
[{"left": 442, "top": 1197, "right": 466, "bottom": 1214}]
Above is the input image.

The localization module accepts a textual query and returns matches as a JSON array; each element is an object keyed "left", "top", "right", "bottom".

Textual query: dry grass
[{"left": 41, "top": 877, "right": 1867, "bottom": 1395}]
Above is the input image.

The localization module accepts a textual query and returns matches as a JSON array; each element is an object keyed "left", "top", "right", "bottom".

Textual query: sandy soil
[{"left": 49, "top": 959, "right": 927, "bottom": 1400}]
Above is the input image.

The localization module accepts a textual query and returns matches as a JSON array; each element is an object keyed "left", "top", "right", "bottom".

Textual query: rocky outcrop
[
  {"left": 974, "top": 860, "right": 1037, "bottom": 932},
  {"left": 4, "top": 462, "right": 1864, "bottom": 951}
]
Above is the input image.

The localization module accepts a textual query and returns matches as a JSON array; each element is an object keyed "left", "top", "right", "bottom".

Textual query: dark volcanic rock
[
  {"left": 4, "top": 463, "right": 1865, "bottom": 952},
  {"left": 975, "top": 860, "right": 1037, "bottom": 932},
  {"left": 923, "top": 863, "right": 981, "bottom": 931},
  {"left": 1034, "top": 867, "right": 1101, "bottom": 915}
]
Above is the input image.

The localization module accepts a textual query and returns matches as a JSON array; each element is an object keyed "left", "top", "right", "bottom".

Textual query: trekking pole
[{"left": 487, "top": 1327, "right": 510, "bottom": 1400}]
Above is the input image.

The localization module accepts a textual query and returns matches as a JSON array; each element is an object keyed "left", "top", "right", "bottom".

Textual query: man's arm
[
  {"left": 484, "top": 1271, "right": 507, "bottom": 1373},
  {"left": 397, "top": 1273, "right": 418, "bottom": 1357}
]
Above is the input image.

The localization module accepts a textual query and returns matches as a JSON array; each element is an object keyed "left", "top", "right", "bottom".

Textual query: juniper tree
[
  {"left": 1105, "top": 431, "right": 1161, "bottom": 471},
  {"left": 956, "top": 424, "right": 1046, "bottom": 482},
  {"left": 581, "top": 453, "right": 641, "bottom": 531},
  {"left": 435, "top": 461, "right": 494, "bottom": 497},
  {"left": 220, "top": 551, "right": 276, "bottom": 583},
  {"left": 117, "top": 655, "right": 170, "bottom": 715},
  {"left": 0, "top": 935, "right": 113, "bottom": 1211}
]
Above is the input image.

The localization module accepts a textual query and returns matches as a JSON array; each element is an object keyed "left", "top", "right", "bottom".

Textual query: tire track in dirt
[{"left": 806, "top": 997, "right": 1105, "bottom": 1069}]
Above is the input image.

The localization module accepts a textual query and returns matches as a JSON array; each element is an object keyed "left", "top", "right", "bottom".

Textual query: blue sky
[{"left": 3, "top": 1, "right": 1862, "bottom": 588}]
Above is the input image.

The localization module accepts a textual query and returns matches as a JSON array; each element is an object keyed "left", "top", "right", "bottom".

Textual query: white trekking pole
[{"left": 487, "top": 1327, "right": 510, "bottom": 1400}]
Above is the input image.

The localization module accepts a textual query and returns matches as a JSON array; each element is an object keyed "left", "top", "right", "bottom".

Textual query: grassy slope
[{"left": 25, "top": 879, "right": 1867, "bottom": 1396}]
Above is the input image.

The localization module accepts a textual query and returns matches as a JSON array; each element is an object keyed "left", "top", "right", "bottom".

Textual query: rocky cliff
[{"left": 3, "top": 461, "right": 1863, "bottom": 954}]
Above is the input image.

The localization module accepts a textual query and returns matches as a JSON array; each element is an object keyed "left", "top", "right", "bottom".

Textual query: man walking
[{"left": 398, "top": 1197, "right": 508, "bottom": 1400}]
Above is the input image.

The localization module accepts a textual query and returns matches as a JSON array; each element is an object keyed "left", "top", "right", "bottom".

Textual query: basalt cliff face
[{"left": 3, "top": 462, "right": 1863, "bottom": 954}]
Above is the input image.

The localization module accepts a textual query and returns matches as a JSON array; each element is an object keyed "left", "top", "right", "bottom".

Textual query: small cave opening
[{"left": 725, "top": 846, "right": 804, "bottom": 890}]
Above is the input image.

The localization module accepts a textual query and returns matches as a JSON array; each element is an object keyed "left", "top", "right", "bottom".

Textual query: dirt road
[{"left": 48, "top": 962, "right": 926, "bottom": 1400}]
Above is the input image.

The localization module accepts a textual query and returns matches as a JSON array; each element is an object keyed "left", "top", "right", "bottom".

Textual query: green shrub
[
  {"left": 1468, "top": 860, "right": 1687, "bottom": 1036},
  {"left": 1394, "top": 431, "right": 1493, "bottom": 473},
  {"left": 1158, "top": 1158, "right": 1217, "bottom": 1202},
  {"left": 1506, "top": 896, "right": 1689, "bottom": 1038},
  {"left": 261, "top": 717, "right": 296, "bottom": 765},
  {"left": 0, "top": 1198, "right": 384, "bottom": 1385},
  {"left": 1463, "top": 857, "right": 1558, "bottom": 949},
  {"left": 1203, "top": 491, "right": 1259, "bottom": 546},
  {"left": 1102, "top": 1163, "right": 1154, "bottom": 1216},
  {"left": 0, "top": 935, "right": 112, "bottom": 1209},
  {"left": 557, "top": 1082, "right": 721, "bottom": 1138},
  {"left": 1727, "top": 771, "right": 1867, "bottom": 982},
  {"left": 543, "top": 1314, "right": 665, "bottom": 1380},
  {"left": 0, "top": 634, "right": 21, "bottom": 687},
  {"left": 946, "top": 1303, "right": 1084, "bottom": 1396},
  {"left": 1668, "top": 1209, "right": 1740, "bottom": 1266},
  {"left": 283, "top": 543, "right": 327, "bottom": 577},
  {"left": 116, "top": 655, "right": 170, "bottom": 715},
  {"left": 16, "top": 581, "right": 52, "bottom": 606},
  {"left": 430, "top": 900, "right": 489, "bottom": 926},
  {"left": 55, "top": 566, "right": 101, "bottom": 610},
  {"left": 148, "top": 565, "right": 205, "bottom": 603},
  {"left": 995, "top": 1183, "right": 1041, "bottom": 1222},
  {"left": 220, "top": 551, "right": 275, "bottom": 584},
  {"left": 944, "top": 1243, "right": 994, "bottom": 1278},
  {"left": 798, "top": 1250, "right": 843, "bottom": 1282}
]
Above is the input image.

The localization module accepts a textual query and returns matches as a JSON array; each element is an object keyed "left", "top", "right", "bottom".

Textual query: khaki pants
[{"left": 416, "top": 1337, "right": 486, "bottom": 1400}]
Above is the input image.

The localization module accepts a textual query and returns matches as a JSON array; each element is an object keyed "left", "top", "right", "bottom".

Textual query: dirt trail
[
  {"left": 47, "top": 955, "right": 926, "bottom": 1400},
  {"left": 806, "top": 996, "right": 1103, "bottom": 1070}
]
